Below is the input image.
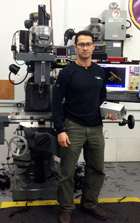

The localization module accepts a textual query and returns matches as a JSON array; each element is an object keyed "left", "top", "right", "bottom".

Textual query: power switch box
[{"left": 100, "top": 101, "right": 126, "bottom": 119}]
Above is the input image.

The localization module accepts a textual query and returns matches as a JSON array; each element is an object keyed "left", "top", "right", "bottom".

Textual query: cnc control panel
[{"left": 129, "top": 66, "right": 140, "bottom": 90}]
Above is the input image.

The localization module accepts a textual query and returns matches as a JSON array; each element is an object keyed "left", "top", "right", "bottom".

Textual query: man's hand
[
  {"left": 57, "top": 132, "right": 71, "bottom": 147},
  {"left": 106, "top": 114, "right": 117, "bottom": 120}
]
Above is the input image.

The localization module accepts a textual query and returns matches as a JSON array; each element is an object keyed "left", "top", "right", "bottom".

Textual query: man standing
[{"left": 52, "top": 30, "right": 115, "bottom": 223}]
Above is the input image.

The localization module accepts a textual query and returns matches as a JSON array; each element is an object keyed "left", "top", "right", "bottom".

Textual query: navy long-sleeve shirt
[{"left": 52, "top": 62, "right": 106, "bottom": 134}]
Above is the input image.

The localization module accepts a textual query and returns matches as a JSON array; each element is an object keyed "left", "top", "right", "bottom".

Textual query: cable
[
  {"left": 4, "top": 139, "right": 14, "bottom": 174},
  {"left": 8, "top": 71, "right": 29, "bottom": 85},
  {"left": 12, "top": 30, "right": 19, "bottom": 45},
  {"left": 50, "top": 0, "right": 54, "bottom": 48},
  {"left": 15, "top": 60, "right": 27, "bottom": 66},
  {"left": 126, "top": 20, "right": 132, "bottom": 29}
]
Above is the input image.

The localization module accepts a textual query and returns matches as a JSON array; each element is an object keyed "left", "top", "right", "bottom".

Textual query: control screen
[{"left": 103, "top": 67, "right": 126, "bottom": 88}]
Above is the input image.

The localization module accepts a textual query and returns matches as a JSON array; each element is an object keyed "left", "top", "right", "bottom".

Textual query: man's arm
[
  {"left": 57, "top": 132, "right": 71, "bottom": 147},
  {"left": 100, "top": 69, "right": 117, "bottom": 121},
  {"left": 52, "top": 70, "right": 71, "bottom": 147},
  {"left": 106, "top": 114, "right": 117, "bottom": 120},
  {"left": 52, "top": 71, "right": 67, "bottom": 133}
]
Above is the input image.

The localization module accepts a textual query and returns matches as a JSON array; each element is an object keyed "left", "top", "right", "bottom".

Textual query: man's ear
[
  {"left": 74, "top": 44, "right": 77, "bottom": 52},
  {"left": 93, "top": 43, "right": 95, "bottom": 50}
]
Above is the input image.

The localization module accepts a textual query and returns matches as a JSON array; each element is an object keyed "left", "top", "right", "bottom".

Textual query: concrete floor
[
  {"left": 0, "top": 162, "right": 140, "bottom": 207},
  {"left": 73, "top": 162, "right": 140, "bottom": 201},
  {"left": 101, "top": 162, "right": 140, "bottom": 199}
]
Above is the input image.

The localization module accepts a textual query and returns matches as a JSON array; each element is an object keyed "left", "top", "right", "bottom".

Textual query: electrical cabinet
[{"left": 102, "top": 9, "right": 127, "bottom": 41}]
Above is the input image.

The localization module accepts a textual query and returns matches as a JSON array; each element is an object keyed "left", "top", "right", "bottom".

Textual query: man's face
[{"left": 74, "top": 35, "right": 95, "bottom": 60}]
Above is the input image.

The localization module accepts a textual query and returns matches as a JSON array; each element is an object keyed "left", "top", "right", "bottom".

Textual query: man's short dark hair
[{"left": 75, "top": 30, "right": 94, "bottom": 44}]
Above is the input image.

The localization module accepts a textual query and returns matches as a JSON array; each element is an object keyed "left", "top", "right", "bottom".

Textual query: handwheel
[{"left": 8, "top": 135, "right": 28, "bottom": 157}]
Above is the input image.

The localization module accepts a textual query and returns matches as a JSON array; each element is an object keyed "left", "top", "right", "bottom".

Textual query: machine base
[{"left": 12, "top": 165, "right": 58, "bottom": 201}]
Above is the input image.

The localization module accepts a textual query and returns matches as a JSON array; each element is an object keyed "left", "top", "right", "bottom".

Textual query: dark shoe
[
  {"left": 59, "top": 211, "right": 72, "bottom": 223},
  {"left": 81, "top": 205, "right": 107, "bottom": 221}
]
